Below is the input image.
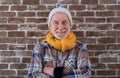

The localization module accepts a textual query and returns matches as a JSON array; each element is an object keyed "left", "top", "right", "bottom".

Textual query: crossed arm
[{"left": 28, "top": 44, "right": 91, "bottom": 78}]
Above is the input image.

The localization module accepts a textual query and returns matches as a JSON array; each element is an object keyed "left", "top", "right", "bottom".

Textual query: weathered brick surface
[
  {"left": 81, "top": 0, "right": 98, "bottom": 4},
  {"left": 23, "top": 0, "right": 39, "bottom": 4},
  {"left": 99, "top": 0, "right": 117, "bottom": 4},
  {"left": 0, "top": 0, "right": 120, "bottom": 78},
  {"left": 0, "top": 6, "right": 9, "bottom": 11}
]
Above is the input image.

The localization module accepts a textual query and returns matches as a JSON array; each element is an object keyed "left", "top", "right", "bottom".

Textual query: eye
[
  {"left": 62, "top": 21, "right": 69, "bottom": 25},
  {"left": 62, "top": 21, "right": 67, "bottom": 25},
  {"left": 52, "top": 21, "right": 59, "bottom": 26}
]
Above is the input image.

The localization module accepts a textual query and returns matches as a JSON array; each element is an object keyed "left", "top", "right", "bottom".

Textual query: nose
[{"left": 58, "top": 23, "right": 64, "bottom": 29}]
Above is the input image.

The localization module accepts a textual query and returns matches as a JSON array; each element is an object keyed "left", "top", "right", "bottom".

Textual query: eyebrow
[{"left": 52, "top": 20, "right": 69, "bottom": 22}]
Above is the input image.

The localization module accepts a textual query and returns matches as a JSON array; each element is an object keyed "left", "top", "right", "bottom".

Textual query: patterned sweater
[{"left": 28, "top": 42, "right": 91, "bottom": 78}]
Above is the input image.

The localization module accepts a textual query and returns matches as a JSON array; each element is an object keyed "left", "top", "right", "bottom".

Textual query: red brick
[
  {"left": 69, "top": 5, "right": 85, "bottom": 10},
  {"left": 90, "top": 57, "right": 99, "bottom": 64},
  {"left": 0, "top": 51, "right": 16, "bottom": 56},
  {"left": 0, "top": 12, "right": 16, "bottom": 17},
  {"left": 8, "top": 76, "right": 25, "bottom": 78},
  {"left": 0, "top": 24, "right": 17, "bottom": 30},
  {"left": 0, "top": 44, "right": 7, "bottom": 50},
  {"left": 118, "top": 70, "right": 120, "bottom": 75},
  {"left": 23, "top": 0, "right": 39, "bottom": 4},
  {"left": 62, "top": 0, "right": 79, "bottom": 4},
  {"left": 107, "top": 31, "right": 120, "bottom": 36},
  {"left": 73, "top": 31, "right": 84, "bottom": 37},
  {"left": 118, "top": 38, "right": 120, "bottom": 43},
  {"left": 96, "top": 24, "right": 112, "bottom": 30},
  {"left": 16, "top": 51, "right": 32, "bottom": 57},
  {"left": 16, "top": 38, "right": 37, "bottom": 44},
  {"left": 0, "top": 31, "right": 7, "bottom": 37},
  {"left": 81, "top": 0, "right": 98, "bottom": 4},
  {"left": 88, "top": 51, "right": 94, "bottom": 56},
  {"left": 1, "top": 0, "right": 20, "bottom": 4},
  {"left": 27, "top": 31, "right": 47, "bottom": 37},
  {"left": 0, "top": 70, "right": 16, "bottom": 75},
  {"left": 18, "top": 24, "right": 37, "bottom": 31},
  {"left": 96, "top": 11, "right": 115, "bottom": 16},
  {"left": 95, "top": 51, "right": 108, "bottom": 56},
  {"left": 87, "top": 45, "right": 105, "bottom": 50},
  {"left": 86, "top": 31, "right": 106, "bottom": 37},
  {"left": 1, "top": 58, "right": 20, "bottom": 63},
  {"left": 0, "top": 6, "right": 8, "bottom": 11},
  {"left": 0, "top": 64, "right": 8, "bottom": 69},
  {"left": 72, "top": 24, "right": 79, "bottom": 30},
  {"left": 8, "top": 31, "right": 25, "bottom": 37},
  {"left": 100, "top": 57, "right": 118, "bottom": 63},
  {"left": 99, "top": 0, "right": 116, "bottom": 4},
  {"left": 107, "top": 18, "right": 120, "bottom": 23},
  {"left": 9, "top": 44, "right": 26, "bottom": 50},
  {"left": 91, "top": 70, "right": 96, "bottom": 76},
  {"left": 46, "top": 5, "right": 54, "bottom": 10},
  {"left": 41, "top": 0, "right": 57, "bottom": 4},
  {"left": 73, "top": 24, "right": 97, "bottom": 31},
  {"left": 107, "top": 5, "right": 120, "bottom": 10},
  {"left": 8, "top": 18, "right": 25, "bottom": 23},
  {"left": 17, "top": 70, "right": 28, "bottom": 75},
  {"left": 10, "top": 64, "right": 27, "bottom": 69},
  {"left": 0, "top": 18, "right": 7, "bottom": 23},
  {"left": 11, "top": 5, "right": 27, "bottom": 11},
  {"left": 27, "top": 44, "right": 34, "bottom": 50},
  {"left": 98, "top": 37, "right": 116, "bottom": 44},
  {"left": 87, "top": 5, "right": 105, "bottom": 10},
  {"left": 22, "top": 58, "right": 31, "bottom": 63},
  {"left": 27, "top": 18, "right": 46, "bottom": 23},
  {"left": 92, "top": 64, "right": 106, "bottom": 69},
  {"left": 77, "top": 38, "right": 96, "bottom": 44},
  {"left": 108, "top": 64, "right": 120, "bottom": 69},
  {"left": 113, "top": 24, "right": 120, "bottom": 30},
  {"left": 0, "top": 38, "right": 16, "bottom": 43},
  {"left": 107, "top": 44, "right": 120, "bottom": 50},
  {"left": 76, "top": 11, "right": 94, "bottom": 16},
  {"left": 29, "top": 5, "right": 46, "bottom": 10},
  {"left": 37, "top": 24, "right": 49, "bottom": 30},
  {"left": 37, "top": 12, "right": 49, "bottom": 17},
  {"left": 18, "top": 12, "right": 35, "bottom": 17},
  {"left": 97, "top": 70, "right": 116, "bottom": 75},
  {"left": 86, "top": 18, "right": 105, "bottom": 23},
  {"left": 73, "top": 17, "right": 84, "bottom": 23}
]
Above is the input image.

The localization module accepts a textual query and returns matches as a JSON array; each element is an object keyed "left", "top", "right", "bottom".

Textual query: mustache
[{"left": 56, "top": 29, "right": 66, "bottom": 33}]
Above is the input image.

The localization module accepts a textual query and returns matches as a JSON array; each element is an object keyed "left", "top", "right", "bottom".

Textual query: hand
[{"left": 43, "top": 67, "right": 54, "bottom": 77}]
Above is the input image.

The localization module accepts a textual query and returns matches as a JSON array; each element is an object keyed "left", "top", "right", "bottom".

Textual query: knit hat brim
[{"left": 48, "top": 7, "right": 73, "bottom": 28}]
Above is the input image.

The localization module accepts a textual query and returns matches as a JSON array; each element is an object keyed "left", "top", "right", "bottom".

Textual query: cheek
[
  {"left": 65, "top": 26, "right": 70, "bottom": 30},
  {"left": 50, "top": 26, "right": 57, "bottom": 32}
]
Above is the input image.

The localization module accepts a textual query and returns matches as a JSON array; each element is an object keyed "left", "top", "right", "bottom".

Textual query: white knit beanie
[{"left": 48, "top": 7, "right": 73, "bottom": 28}]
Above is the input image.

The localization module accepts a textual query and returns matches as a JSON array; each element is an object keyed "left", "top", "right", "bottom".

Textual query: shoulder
[
  {"left": 76, "top": 41, "right": 87, "bottom": 48},
  {"left": 33, "top": 42, "right": 51, "bottom": 52},
  {"left": 76, "top": 41, "right": 88, "bottom": 52}
]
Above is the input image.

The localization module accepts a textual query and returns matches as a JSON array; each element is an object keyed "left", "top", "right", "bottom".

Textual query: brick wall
[{"left": 0, "top": 0, "right": 120, "bottom": 78}]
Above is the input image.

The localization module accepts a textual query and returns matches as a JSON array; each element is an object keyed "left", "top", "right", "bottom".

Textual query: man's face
[{"left": 50, "top": 13, "right": 71, "bottom": 39}]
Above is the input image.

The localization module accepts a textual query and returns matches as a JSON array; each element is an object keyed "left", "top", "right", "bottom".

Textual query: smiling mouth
[{"left": 56, "top": 30, "right": 66, "bottom": 36}]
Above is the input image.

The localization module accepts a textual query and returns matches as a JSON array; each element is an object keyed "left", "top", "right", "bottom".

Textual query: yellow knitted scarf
[{"left": 42, "top": 32, "right": 76, "bottom": 52}]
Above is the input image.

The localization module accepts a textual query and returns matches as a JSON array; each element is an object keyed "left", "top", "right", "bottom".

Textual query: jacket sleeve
[
  {"left": 62, "top": 44, "right": 91, "bottom": 78},
  {"left": 27, "top": 43, "right": 52, "bottom": 78}
]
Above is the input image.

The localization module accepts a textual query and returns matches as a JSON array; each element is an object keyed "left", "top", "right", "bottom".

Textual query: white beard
[{"left": 51, "top": 28, "right": 70, "bottom": 40}]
